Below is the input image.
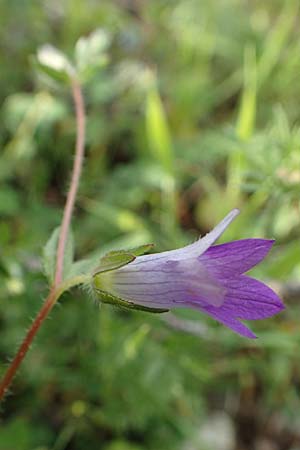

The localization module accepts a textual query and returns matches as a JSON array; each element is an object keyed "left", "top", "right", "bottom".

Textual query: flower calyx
[{"left": 93, "top": 245, "right": 169, "bottom": 314}]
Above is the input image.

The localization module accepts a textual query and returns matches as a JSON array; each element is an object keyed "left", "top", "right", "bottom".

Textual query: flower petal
[
  {"left": 183, "top": 208, "right": 240, "bottom": 258},
  {"left": 191, "top": 275, "right": 284, "bottom": 338},
  {"left": 109, "top": 257, "right": 226, "bottom": 308},
  {"left": 203, "top": 310, "right": 257, "bottom": 339},
  {"left": 124, "top": 209, "right": 240, "bottom": 266},
  {"left": 199, "top": 239, "right": 275, "bottom": 276},
  {"left": 209, "top": 275, "right": 284, "bottom": 319}
]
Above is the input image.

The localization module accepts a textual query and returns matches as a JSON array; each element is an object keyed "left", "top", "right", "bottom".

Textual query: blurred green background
[{"left": 1, "top": 1, "right": 300, "bottom": 449}]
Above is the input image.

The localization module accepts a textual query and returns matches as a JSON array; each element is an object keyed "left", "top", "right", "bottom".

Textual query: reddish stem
[
  {"left": 0, "top": 289, "right": 56, "bottom": 400},
  {"left": 54, "top": 79, "right": 85, "bottom": 286},
  {"left": 0, "top": 78, "right": 86, "bottom": 402}
]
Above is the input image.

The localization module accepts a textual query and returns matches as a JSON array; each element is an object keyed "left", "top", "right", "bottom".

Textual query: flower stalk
[
  {"left": 55, "top": 79, "right": 85, "bottom": 286},
  {"left": 0, "top": 78, "right": 86, "bottom": 402}
]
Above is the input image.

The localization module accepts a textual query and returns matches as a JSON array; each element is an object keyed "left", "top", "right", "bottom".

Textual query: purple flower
[{"left": 94, "top": 209, "right": 284, "bottom": 338}]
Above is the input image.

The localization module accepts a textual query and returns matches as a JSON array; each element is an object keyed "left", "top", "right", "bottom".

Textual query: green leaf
[
  {"left": 67, "top": 257, "right": 99, "bottom": 278},
  {"left": 258, "top": 2, "right": 296, "bottom": 88},
  {"left": 145, "top": 86, "right": 174, "bottom": 175},
  {"left": 43, "top": 227, "right": 74, "bottom": 283},
  {"left": 75, "top": 28, "right": 110, "bottom": 82},
  {"left": 93, "top": 251, "right": 136, "bottom": 275},
  {"left": 33, "top": 60, "right": 71, "bottom": 84},
  {"left": 35, "top": 44, "right": 75, "bottom": 83},
  {"left": 236, "top": 45, "right": 257, "bottom": 141}
]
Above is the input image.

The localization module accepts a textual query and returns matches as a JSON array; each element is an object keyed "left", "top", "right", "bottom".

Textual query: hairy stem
[
  {"left": 0, "top": 289, "right": 57, "bottom": 400},
  {"left": 0, "top": 79, "right": 86, "bottom": 402},
  {"left": 55, "top": 79, "right": 85, "bottom": 286}
]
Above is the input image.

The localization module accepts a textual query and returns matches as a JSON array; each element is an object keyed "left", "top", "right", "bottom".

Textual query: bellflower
[{"left": 93, "top": 209, "right": 284, "bottom": 338}]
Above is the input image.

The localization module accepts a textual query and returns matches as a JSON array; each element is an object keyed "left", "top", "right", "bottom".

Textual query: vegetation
[{"left": 0, "top": 1, "right": 300, "bottom": 449}]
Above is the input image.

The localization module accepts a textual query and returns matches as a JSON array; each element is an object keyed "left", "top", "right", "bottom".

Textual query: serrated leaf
[
  {"left": 43, "top": 227, "right": 74, "bottom": 283},
  {"left": 93, "top": 251, "right": 136, "bottom": 275}
]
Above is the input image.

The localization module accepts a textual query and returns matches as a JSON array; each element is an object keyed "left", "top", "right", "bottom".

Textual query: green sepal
[
  {"left": 127, "top": 243, "right": 154, "bottom": 257},
  {"left": 93, "top": 250, "right": 136, "bottom": 275},
  {"left": 95, "top": 288, "right": 169, "bottom": 314}
]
